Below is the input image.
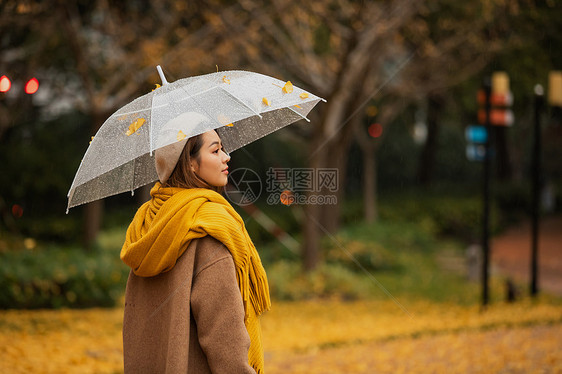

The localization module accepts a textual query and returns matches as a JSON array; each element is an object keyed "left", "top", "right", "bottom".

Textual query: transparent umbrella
[{"left": 67, "top": 66, "right": 325, "bottom": 211}]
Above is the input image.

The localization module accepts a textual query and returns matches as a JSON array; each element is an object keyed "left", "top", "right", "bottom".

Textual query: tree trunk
[
  {"left": 82, "top": 110, "right": 106, "bottom": 250},
  {"left": 417, "top": 94, "right": 443, "bottom": 186},
  {"left": 363, "top": 145, "right": 378, "bottom": 223},
  {"left": 302, "top": 130, "right": 327, "bottom": 271},
  {"left": 321, "top": 123, "right": 355, "bottom": 233},
  {"left": 83, "top": 199, "right": 103, "bottom": 250}
]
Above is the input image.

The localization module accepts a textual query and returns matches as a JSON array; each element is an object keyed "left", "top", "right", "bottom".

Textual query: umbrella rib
[
  {"left": 149, "top": 84, "right": 223, "bottom": 153},
  {"left": 111, "top": 86, "right": 218, "bottom": 118},
  {"left": 287, "top": 106, "right": 311, "bottom": 122},
  {"left": 218, "top": 86, "right": 263, "bottom": 119},
  {"left": 172, "top": 83, "right": 238, "bottom": 140}
]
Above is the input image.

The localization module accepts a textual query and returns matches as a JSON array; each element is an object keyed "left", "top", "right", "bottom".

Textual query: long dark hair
[{"left": 161, "top": 131, "right": 224, "bottom": 194}]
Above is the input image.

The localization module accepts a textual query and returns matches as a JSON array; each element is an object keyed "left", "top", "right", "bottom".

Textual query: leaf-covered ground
[{"left": 1, "top": 298, "right": 561, "bottom": 373}]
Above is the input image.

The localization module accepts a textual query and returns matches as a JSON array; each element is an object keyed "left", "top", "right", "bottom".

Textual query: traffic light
[
  {"left": 365, "top": 105, "right": 383, "bottom": 138},
  {"left": 0, "top": 75, "right": 40, "bottom": 95},
  {"left": 548, "top": 71, "right": 562, "bottom": 107},
  {"left": 24, "top": 77, "right": 39, "bottom": 94},
  {"left": 477, "top": 72, "right": 514, "bottom": 126},
  {"left": 368, "top": 123, "right": 383, "bottom": 138},
  {"left": 0, "top": 75, "right": 11, "bottom": 93}
]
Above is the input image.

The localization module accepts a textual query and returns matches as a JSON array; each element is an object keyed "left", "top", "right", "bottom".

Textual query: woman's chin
[{"left": 214, "top": 177, "right": 228, "bottom": 187}]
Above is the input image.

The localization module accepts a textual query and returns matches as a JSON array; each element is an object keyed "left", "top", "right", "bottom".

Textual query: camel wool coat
[{"left": 122, "top": 235, "right": 257, "bottom": 373}]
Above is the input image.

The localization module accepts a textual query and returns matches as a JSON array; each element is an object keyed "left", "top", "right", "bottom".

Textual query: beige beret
[{"left": 154, "top": 112, "right": 210, "bottom": 183}]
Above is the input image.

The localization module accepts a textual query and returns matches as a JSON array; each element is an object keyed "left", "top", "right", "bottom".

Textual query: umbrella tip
[{"left": 156, "top": 65, "right": 169, "bottom": 85}]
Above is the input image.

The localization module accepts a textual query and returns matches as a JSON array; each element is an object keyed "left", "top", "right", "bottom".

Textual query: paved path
[
  {"left": 266, "top": 324, "right": 562, "bottom": 374},
  {"left": 491, "top": 215, "right": 562, "bottom": 296}
]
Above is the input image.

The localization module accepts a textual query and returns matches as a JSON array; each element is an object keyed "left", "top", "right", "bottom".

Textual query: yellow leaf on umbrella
[
  {"left": 177, "top": 130, "right": 186, "bottom": 141},
  {"left": 152, "top": 84, "right": 161, "bottom": 92},
  {"left": 222, "top": 76, "right": 231, "bottom": 84},
  {"left": 262, "top": 97, "right": 271, "bottom": 106},
  {"left": 282, "top": 81, "right": 293, "bottom": 93},
  {"left": 226, "top": 123, "right": 234, "bottom": 127},
  {"left": 299, "top": 92, "right": 309, "bottom": 99},
  {"left": 126, "top": 118, "right": 146, "bottom": 136},
  {"left": 89, "top": 136, "right": 94, "bottom": 145},
  {"left": 294, "top": 104, "right": 302, "bottom": 109}
]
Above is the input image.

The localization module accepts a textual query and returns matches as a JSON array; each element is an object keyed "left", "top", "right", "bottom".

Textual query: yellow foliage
[
  {"left": 0, "top": 298, "right": 560, "bottom": 373},
  {"left": 282, "top": 81, "right": 293, "bottom": 94},
  {"left": 262, "top": 97, "right": 271, "bottom": 106},
  {"left": 126, "top": 118, "right": 145, "bottom": 136}
]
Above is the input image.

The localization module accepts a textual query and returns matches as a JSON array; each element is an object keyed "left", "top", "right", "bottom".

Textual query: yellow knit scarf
[{"left": 120, "top": 182, "right": 270, "bottom": 373}]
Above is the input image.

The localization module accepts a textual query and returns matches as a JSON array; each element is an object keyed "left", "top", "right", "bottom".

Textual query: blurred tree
[
  {"left": 0, "top": 0, "right": 240, "bottom": 248},
  {"left": 214, "top": 0, "right": 422, "bottom": 270},
  {"left": 2, "top": 0, "right": 559, "bottom": 265},
  {"left": 214, "top": 0, "right": 526, "bottom": 270}
]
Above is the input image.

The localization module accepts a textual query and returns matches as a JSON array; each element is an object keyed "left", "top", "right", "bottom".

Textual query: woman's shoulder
[{"left": 192, "top": 236, "right": 233, "bottom": 276}]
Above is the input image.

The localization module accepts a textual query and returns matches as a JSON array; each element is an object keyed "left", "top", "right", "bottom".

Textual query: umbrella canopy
[{"left": 67, "top": 67, "right": 324, "bottom": 211}]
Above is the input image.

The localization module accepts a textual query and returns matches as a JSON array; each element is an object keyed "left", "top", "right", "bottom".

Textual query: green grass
[
  {"left": 264, "top": 218, "right": 506, "bottom": 305},
  {"left": 0, "top": 193, "right": 519, "bottom": 309},
  {"left": 0, "top": 227, "right": 130, "bottom": 309}
]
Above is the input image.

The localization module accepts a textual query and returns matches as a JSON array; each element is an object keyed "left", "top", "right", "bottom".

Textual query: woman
[{"left": 120, "top": 129, "right": 270, "bottom": 373}]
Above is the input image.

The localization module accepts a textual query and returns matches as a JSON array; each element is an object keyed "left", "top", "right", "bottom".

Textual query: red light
[
  {"left": 0, "top": 75, "right": 11, "bottom": 93},
  {"left": 25, "top": 78, "right": 39, "bottom": 94},
  {"left": 368, "top": 123, "right": 383, "bottom": 138},
  {"left": 12, "top": 204, "right": 24, "bottom": 218}
]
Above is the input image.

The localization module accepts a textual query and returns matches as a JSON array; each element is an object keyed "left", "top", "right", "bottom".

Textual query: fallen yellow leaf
[
  {"left": 299, "top": 92, "right": 309, "bottom": 99},
  {"left": 223, "top": 76, "right": 231, "bottom": 84},
  {"left": 152, "top": 84, "right": 161, "bottom": 92},
  {"left": 225, "top": 123, "right": 234, "bottom": 127},
  {"left": 89, "top": 136, "right": 94, "bottom": 145},
  {"left": 177, "top": 130, "right": 186, "bottom": 141},
  {"left": 282, "top": 81, "right": 293, "bottom": 94},
  {"left": 294, "top": 104, "right": 302, "bottom": 109},
  {"left": 263, "top": 97, "right": 271, "bottom": 106},
  {"left": 126, "top": 118, "right": 146, "bottom": 136}
]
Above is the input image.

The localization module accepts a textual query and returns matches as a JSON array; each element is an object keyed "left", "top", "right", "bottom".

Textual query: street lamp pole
[
  {"left": 482, "top": 77, "right": 492, "bottom": 307},
  {"left": 531, "top": 85, "right": 543, "bottom": 297}
]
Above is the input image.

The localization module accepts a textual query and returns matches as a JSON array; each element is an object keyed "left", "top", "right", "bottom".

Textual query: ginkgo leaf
[
  {"left": 262, "top": 97, "right": 271, "bottom": 106},
  {"left": 126, "top": 118, "right": 146, "bottom": 136},
  {"left": 294, "top": 104, "right": 302, "bottom": 109},
  {"left": 282, "top": 81, "right": 293, "bottom": 93},
  {"left": 223, "top": 76, "right": 231, "bottom": 84},
  {"left": 89, "top": 136, "right": 95, "bottom": 145},
  {"left": 177, "top": 130, "right": 186, "bottom": 141},
  {"left": 299, "top": 92, "right": 309, "bottom": 99},
  {"left": 152, "top": 83, "right": 161, "bottom": 91},
  {"left": 225, "top": 123, "right": 234, "bottom": 127}
]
